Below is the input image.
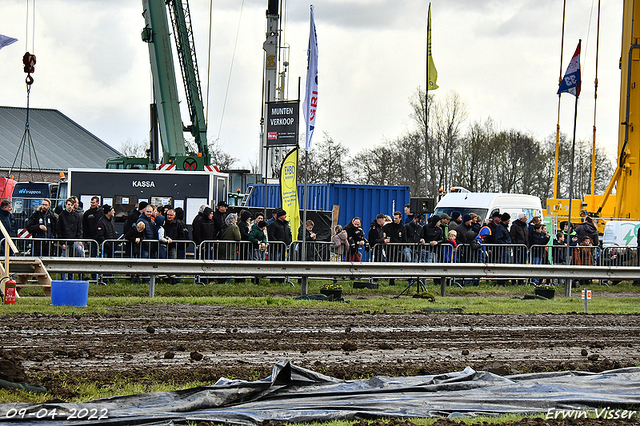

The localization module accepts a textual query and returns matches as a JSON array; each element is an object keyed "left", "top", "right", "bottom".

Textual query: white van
[
  {"left": 433, "top": 192, "right": 543, "bottom": 224},
  {"left": 602, "top": 221, "right": 640, "bottom": 248}
]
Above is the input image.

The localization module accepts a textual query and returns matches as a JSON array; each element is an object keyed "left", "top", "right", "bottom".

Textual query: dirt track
[{"left": 2, "top": 302, "right": 639, "bottom": 403}]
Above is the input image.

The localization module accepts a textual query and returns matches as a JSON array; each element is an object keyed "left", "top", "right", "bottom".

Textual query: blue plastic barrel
[{"left": 51, "top": 280, "right": 89, "bottom": 307}]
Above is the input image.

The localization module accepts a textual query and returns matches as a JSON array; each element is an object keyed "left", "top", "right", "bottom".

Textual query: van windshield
[{"left": 433, "top": 208, "right": 489, "bottom": 223}]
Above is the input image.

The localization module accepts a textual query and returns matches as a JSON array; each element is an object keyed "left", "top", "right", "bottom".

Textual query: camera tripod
[{"left": 396, "top": 276, "right": 429, "bottom": 297}]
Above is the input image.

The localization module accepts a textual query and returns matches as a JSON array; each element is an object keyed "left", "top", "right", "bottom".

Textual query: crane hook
[{"left": 22, "top": 52, "right": 36, "bottom": 86}]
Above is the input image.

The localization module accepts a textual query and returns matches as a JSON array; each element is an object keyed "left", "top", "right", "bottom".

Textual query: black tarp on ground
[{"left": 2, "top": 361, "right": 640, "bottom": 425}]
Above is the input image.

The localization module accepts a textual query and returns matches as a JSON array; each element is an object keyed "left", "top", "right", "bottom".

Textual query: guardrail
[
  {"left": 28, "top": 257, "right": 640, "bottom": 298},
  {"left": 4, "top": 238, "right": 640, "bottom": 297}
]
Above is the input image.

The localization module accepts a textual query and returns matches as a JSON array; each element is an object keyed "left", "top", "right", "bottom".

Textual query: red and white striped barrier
[{"left": 157, "top": 164, "right": 176, "bottom": 171}]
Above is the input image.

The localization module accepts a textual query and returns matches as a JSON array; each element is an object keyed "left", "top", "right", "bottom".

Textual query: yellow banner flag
[
  {"left": 427, "top": 3, "right": 439, "bottom": 91},
  {"left": 280, "top": 148, "right": 300, "bottom": 239}
]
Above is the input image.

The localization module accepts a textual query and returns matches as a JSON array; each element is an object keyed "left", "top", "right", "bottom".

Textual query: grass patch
[{"left": 6, "top": 278, "right": 640, "bottom": 315}]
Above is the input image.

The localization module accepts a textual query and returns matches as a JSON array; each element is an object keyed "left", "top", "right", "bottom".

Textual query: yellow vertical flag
[
  {"left": 427, "top": 3, "right": 439, "bottom": 91},
  {"left": 280, "top": 148, "right": 300, "bottom": 239}
]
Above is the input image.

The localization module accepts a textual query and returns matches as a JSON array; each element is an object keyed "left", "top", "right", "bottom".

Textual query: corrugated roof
[{"left": 0, "top": 106, "right": 122, "bottom": 171}]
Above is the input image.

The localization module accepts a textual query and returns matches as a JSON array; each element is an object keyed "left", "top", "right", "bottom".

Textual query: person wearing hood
[
  {"left": 249, "top": 220, "right": 269, "bottom": 260},
  {"left": 238, "top": 210, "right": 253, "bottom": 240},
  {"left": 575, "top": 216, "right": 599, "bottom": 247},
  {"left": 219, "top": 213, "right": 241, "bottom": 260},
  {"left": 237, "top": 210, "right": 253, "bottom": 259},
  {"left": 331, "top": 225, "right": 349, "bottom": 262},
  {"left": 423, "top": 214, "right": 444, "bottom": 263},
  {"left": 191, "top": 204, "right": 209, "bottom": 247},
  {"left": 454, "top": 214, "right": 475, "bottom": 246},
  {"left": 450, "top": 211, "right": 463, "bottom": 226}
]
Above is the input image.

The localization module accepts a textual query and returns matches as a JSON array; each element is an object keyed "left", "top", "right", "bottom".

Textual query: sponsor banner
[
  {"left": 280, "top": 148, "right": 300, "bottom": 237},
  {"left": 266, "top": 100, "right": 299, "bottom": 146}
]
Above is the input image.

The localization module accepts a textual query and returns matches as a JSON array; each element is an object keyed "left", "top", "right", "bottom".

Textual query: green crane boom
[{"left": 107, "top": 0, "right": 209, "bottom": 170}]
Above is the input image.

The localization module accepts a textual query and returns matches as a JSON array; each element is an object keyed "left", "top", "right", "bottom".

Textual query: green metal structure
[{"left": 107, "top": 0, "right": 209, "bottom": 170}]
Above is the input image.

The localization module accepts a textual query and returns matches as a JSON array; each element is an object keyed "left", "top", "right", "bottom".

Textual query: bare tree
[
  {"left": 119, "top": 138, "right": 148, "bottom": 158},
  {"left": 349, "top": 145, "right": 398, "bottom": 186},
  {"left": 301, "top": 132, "right": 351, "bottom": 183},
  {"left": 208, "top": 139, "right": 238, "bottom": 170},
  {"left": 429, "top": 90, "right": 468, "bottom": 195}
]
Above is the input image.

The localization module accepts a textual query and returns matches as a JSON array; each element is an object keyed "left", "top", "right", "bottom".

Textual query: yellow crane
[{"left": 547, "top": 0, "right": 640, "bottom": 228}]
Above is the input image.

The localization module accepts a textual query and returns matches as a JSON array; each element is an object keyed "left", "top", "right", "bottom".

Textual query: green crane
[{"left": 107, "top": 0, "right": 209, "bottom": 170}]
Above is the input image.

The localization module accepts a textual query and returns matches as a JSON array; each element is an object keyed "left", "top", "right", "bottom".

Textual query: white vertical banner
[{"left": 303, "top": 5, "right": 318, "bottom": 152}]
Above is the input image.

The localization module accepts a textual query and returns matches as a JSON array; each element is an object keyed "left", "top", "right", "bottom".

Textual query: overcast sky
[{"left": 0, "top": 0, "right": 624, "bottom": 171}]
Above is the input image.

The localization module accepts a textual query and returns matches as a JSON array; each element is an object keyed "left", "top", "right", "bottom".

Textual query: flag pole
[
  {"left": 591, "top": 0, "right": 601, "bottom": 197},
  {"left": 424, "top": 3, "right": 430, "bottom": 199},
  {"left": 424, "top": 2, "right": 437, "bottom": 198},
  {"left": 565, "top": 93, "right": 578, "bottom": 297},
  {"left": 562, "top": 38, "right": 581, "bottom": 298},
  {"left": 554, "top": 0, "right": 567, "bottom": 199},
  {"left": 302, "top": 5, "right": 317, "bottom": 294}
]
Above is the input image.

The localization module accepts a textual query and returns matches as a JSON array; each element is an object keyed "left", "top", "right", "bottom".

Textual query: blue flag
[
  {"left": 558, "top": 41, "right": 581, "bottom": 97},
  {"left": 0, "top": 34, "right": 18, "bottom": 51}
]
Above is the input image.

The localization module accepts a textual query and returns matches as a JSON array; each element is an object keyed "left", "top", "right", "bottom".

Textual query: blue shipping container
[{"left": 246, "top": 183, "right": 411, "bottom": 231}]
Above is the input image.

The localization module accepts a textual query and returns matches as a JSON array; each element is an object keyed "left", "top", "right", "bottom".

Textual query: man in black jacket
[
  {"left": 344, "top": 217, "right": 367, "bottom": 262},
  {"left": 382, "top": 211, "right": 406, "bottom": 285},
  {"left": 422, "top": 214, "right": 443, "bottom": 263},
  {"left": 212, "top": 201, "right": 228, "bottom": 239},
  {"left": 164, "top": 208, "right": 188, "bottom": 259},
  {"left": 96, "top": 204, "right": 117, "bottom": 283},
  {"left": 26, "top": 198, "right": 57, "bottom": 257},
  {"left": 405, "top": 214, "right": 424, "bottom": 262},
  {"left": 267, "top": 210, "right": 292, "bottom": 283},
  {"left": 368, "top": 214, "right": 386, "bottom": 262},
  {"left": 83, "top": 196, "right": 103, "bottom": 250},
  {"left": 510, "top": 212, "right": 529, "bottom": 282},
  {"left": 123, "top": 201, "right": 148, "bottom": 235},
  {"left": 0, "top": 200, "right": 16, "bottom": 245},
  {"left": 96, "top": 204, "right": 117, "bottom": 257},
  {"left": 83, "top": 196, "right": 104, "bottom": 280},
  {"left": 267, "top": 210, "right": 292, "bottom": 250}
]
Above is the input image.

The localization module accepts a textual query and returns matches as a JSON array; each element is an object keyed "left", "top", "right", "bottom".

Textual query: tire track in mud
[{"left": 1, "top": 306, "right": 639, "bottom": 397}]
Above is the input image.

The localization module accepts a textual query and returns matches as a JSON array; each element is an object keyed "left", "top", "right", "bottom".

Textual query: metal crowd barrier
[
  {"left": 6, "top": 237, "right": 99, "bottom": 259},
  {"left": 198, "top": 240, "right": 288, "bottom": 261},
  {"left": 2, "top": 237, "right": 637, "bottom": 269},
  {"left": 100, "top": 239, "right": 197, "bottom": 260},
  {"left": 289, "top": 241, "right": 332, "bottom": 261}
]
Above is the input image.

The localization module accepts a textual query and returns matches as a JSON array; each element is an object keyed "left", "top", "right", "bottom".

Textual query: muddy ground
[{"left": 1, "top": 299, "right": 640, "bottom": 424}]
